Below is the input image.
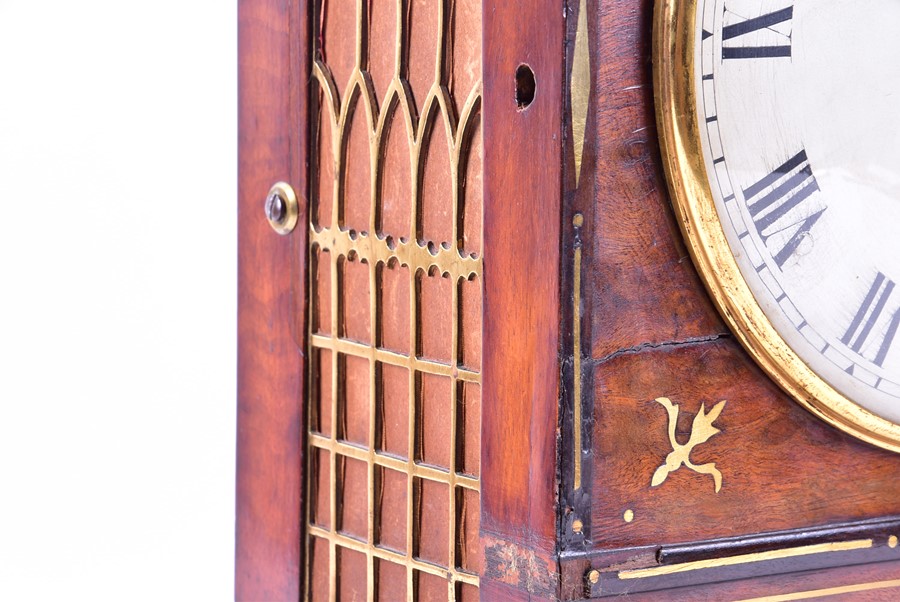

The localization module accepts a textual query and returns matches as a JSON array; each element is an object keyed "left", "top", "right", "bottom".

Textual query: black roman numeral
[
  {"left": 743, "top": 149, "right": 824, "bottom": 268},
  {"left": 842, "top": 273, "right": 900, "bottom": 367},
  {"left": 722, "top": 6, "right": 793, "bottom": 59}
]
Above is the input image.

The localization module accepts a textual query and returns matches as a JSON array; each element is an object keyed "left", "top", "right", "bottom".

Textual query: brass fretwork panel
[{"left": 306, "top": 0, "right": 483, "bottom": 599}]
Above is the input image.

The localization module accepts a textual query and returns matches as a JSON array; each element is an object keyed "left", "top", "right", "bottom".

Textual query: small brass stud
[
  {"left": 588, "top": 569, "right": 600, "bottom": 584},
  {"left": 572, "top": 519, "right": 583, "bottom": 534},
  {"left": 624, "top": 509, "right": 634, "bottom": 523},
  {"left": 573, "top": 213, "right": 584, "bottom": 227},
  {"left": 265, "top": 182, "right": 300, "bottom": 235},
  {"left": 889, "top": 535, "right": 898, "bottom": 549}
]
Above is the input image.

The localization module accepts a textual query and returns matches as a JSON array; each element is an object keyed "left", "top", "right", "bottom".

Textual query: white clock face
[{"left": 694, "top": 0, "right": 900, "bottom": 423}]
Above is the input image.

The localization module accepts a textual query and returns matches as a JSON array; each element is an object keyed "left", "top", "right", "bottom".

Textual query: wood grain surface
[
  {"left": 480, "top": 0, "right": 564, "bottom": 598},
  {"left": 236, "top": 0, "right": 308, "bottom": 599},
  {"left": 236, "top": 0, "right": 900, "bottom": 598},
  {"left": 568, "top": 0, "right": 900, "bottom": 596}
]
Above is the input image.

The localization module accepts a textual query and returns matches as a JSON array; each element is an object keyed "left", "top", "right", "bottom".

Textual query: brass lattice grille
[{"left": 306, "top": 0, "right": 483, "bottom": 599}]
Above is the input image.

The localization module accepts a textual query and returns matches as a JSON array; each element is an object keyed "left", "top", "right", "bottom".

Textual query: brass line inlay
[
  {"left": 571, "top": 0, "right": 589, "bottom": 188},
  {"left": 306, "top": 0, "right": 483, "bottom": 599},
  {"left": 573, "top": 213, "right": 584, "bottom": 491},
  {"left": 734, "top": 578, "right": 900, "bottom": 602},
  {"left": 617, "top": 539, "right": 873, "bottom": 580}
]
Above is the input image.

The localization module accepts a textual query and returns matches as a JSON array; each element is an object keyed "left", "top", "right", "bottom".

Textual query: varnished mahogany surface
[
  {"left": 236, "top": 0, "right": 900, "bottom": 598},
  {"left": 480, "top": 0, "right": 564, "bottom": 599},
  {"left": 582, "top": 0, "right": 900, "bottom": 546},
  {"left": 236, "top": 0, "right": 308, "bottom": 599},
  {"left": 561, "top": 0, "right": 900, "bottom": 596}
]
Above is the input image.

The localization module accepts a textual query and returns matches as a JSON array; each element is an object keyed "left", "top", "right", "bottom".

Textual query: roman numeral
[
  {"left": 722, "top": 6, "right": 793, "bottom": 59},
  {"left": 842, "top": 272, "right": 900, "bottom": 367},
  {"left": 743, "top": 149, "right": 824, "bottom": 268}
]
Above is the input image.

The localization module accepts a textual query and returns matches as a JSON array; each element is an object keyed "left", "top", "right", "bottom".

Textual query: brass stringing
[
  {"left": 306, "top": 0, "right": 483, "bottom": 600},
  {"left": 618, "top": 539, "right": 873, "bottom": 580},
  {"left": 572, "top": 213, "right": 584, "bottom": 492},
  {"left": 570, "top": 0, "right": 589, "bottom": 188},
  {"left": 651, "top": 397, "right": 727, "bottom": 493}
]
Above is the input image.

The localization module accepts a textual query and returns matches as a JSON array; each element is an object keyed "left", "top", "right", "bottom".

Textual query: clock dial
[{"left": 655, "top": 0, "right": 900, "bottom": 448}]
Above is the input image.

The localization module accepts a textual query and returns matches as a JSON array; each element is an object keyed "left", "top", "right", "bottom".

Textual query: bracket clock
[{"left": 237, "top": 0, "right": 900, "bottom": 599}]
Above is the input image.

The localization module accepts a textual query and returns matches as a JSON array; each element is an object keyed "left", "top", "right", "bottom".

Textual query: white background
[{"left": 0, "top": 2, "right": 236, "bottom": 599}]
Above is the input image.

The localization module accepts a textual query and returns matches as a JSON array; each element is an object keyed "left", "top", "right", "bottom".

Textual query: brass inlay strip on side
[
  {"left": 571, "top": 0, "right": 589, "bottom": 188},
  {"left": 572, "top": 213, "right": 584, "bottom": 491},
  {"left": 735, "top": 578, "right": 900, "bottom": 602},
  {"left": 569, "top": 0, "right": 589, "bottom": 496},
  {"left": 618, "top": 539, "right": 873, "bottom": 580}
]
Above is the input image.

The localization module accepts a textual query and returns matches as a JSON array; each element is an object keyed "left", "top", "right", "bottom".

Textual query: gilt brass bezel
[{"left": 652, "top": 0, "right": 900, "bottom": 453}]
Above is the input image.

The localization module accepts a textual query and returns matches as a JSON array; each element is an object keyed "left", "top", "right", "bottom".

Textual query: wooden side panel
[
  {"left": 236, "top": 0, "right": 308, "bottom": 600},
  {"left": 481, "top": 0, "right": 564, "bottom": 598}
]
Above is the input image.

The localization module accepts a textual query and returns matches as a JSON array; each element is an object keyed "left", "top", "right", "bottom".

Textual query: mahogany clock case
[{"left": 236, "top": 0, "right": 900, "bottom": 599}]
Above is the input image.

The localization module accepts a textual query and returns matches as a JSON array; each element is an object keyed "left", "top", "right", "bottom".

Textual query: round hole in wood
[{"left": 515, "top": 64, "right": 536, "bottom": 110}]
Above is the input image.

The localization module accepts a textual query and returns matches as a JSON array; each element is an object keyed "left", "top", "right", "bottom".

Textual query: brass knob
[{"left": 265, "top": 182, "right": 299, "bottom": 235}]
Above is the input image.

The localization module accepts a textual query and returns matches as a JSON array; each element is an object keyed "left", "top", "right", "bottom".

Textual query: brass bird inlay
[{"left": 651, "top": 397, "right": 727, "bottom": 493}]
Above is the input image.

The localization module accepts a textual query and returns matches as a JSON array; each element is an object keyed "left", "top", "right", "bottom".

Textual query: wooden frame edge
[
  {"left": 480, "top": 0, "right": 565, "bottom": 598},
  {"left": 236, "top": 0, "right": 309, "bottom": 599}
]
